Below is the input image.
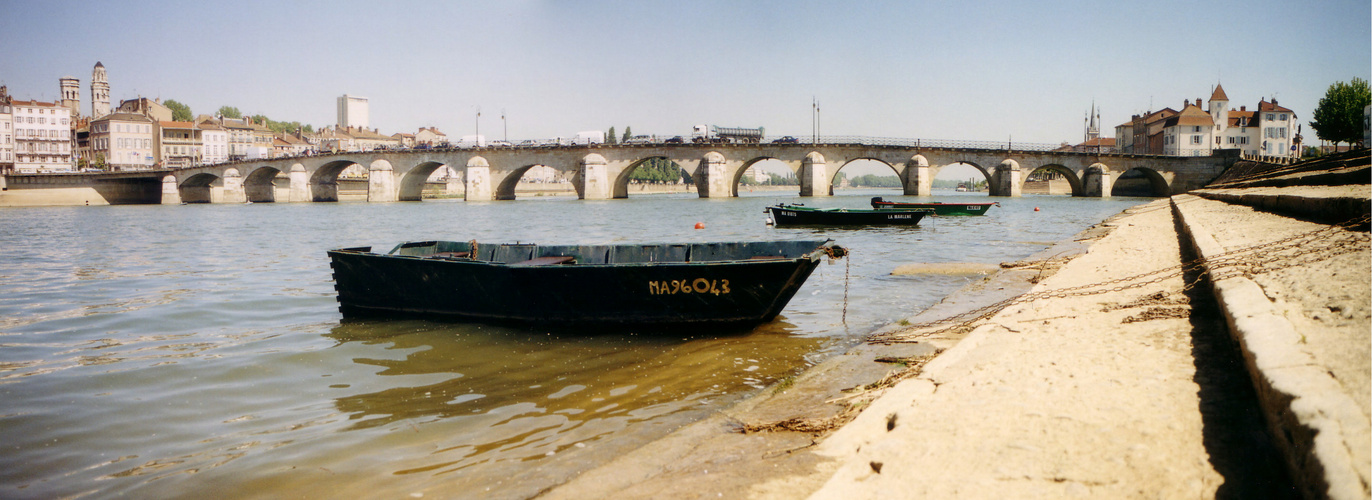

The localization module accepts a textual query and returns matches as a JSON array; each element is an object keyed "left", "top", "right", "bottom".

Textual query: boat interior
[{"left": 380, "top": 240, "right": 832, "bottom": 265}]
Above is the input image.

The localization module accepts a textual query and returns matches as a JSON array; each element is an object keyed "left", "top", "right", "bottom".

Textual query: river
[{"left": 0, "top": 190, "right": 1150, "bottom": 498}]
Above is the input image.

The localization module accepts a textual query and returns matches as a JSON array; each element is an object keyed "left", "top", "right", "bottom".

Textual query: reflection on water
[{"left": 0, "top": 192, "right": 1150, "bottom": 498}]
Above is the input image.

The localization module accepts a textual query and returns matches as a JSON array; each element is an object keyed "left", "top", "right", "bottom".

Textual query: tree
[
  {"left": 217, "top": 106, "right": 242, "bottom": 119},
  {"left": 1310, "top": 77, "right": 1371, "bottom": 148},
  {"left": 607, "top": 126, "right": 617, "bottom": 144},
  {"left": 622, "top": 126, "right": 632, "bottom": 142},
  {"left": 164, "top": 99, "right": 192, "bottom": 121}
]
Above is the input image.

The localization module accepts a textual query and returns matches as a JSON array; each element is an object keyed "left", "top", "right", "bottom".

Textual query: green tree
[
  {"left": 1310, "top": 77, "right": 1371, "bottom": 148},
  {"left": 607, "top": 126, "right": 617, "bottom": 144},
  {"left": 622, "top": 126, "right": 632, "bottom": 143},
  {"left": 217, "top": 106, "right": 242, "bottom": 119},
  {"left": 164, "top": 99, "right": 192, "bottom": 121}
]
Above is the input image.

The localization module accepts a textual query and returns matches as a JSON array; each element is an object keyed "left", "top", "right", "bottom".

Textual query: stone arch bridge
[{"left": 164, "top": 143, "right": 1236, "bottom": 204}]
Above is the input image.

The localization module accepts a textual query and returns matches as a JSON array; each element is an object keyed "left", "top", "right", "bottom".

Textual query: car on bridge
[
  {"left": 771, "top": 136, "right": 799, "bottom": 144},
  {"left": 665, "top": 136, "right": 685, "bottom": 144}
]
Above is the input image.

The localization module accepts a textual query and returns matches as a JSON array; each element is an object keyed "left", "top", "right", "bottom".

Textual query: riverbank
[{"left": 538, "top": 150, "right": 1370, "bottom": 499}]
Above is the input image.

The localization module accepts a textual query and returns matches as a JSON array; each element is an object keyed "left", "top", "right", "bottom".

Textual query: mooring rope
[{"left": 867, "top": 214, "right": 1370, "bottom": 344}]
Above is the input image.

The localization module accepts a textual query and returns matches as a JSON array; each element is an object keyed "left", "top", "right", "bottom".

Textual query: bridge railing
[{"left": 773, "top": 135, "right": 1063, "bottom": 151}]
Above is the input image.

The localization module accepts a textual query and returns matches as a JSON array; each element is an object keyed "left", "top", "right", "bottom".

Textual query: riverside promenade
[{"left": 539, "top": 150, "right": 1370, "bottom": 499}]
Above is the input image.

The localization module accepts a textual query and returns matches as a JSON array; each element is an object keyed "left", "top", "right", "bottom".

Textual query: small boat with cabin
[
  {"left": 764, "top": 203, "right": 931, "bottom": 226},
  {"left": 328, "top": 239, "right": 845, "bottom": 328},
  {"left": 869, "top": 196, "right": 999, "bottom": 216}
]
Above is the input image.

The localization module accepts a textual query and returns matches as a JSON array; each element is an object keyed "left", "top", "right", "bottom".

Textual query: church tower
[
  {"left": 59, "top": 76, "right": 81, "bottom": 118},
  {"left": 1208, "top": 83, "right": 1229, "bottom": 134},
  {"left": 91, "top": 62, "right": 110, "bottom": 119},
  {"left": 1084, "top": 101, "right": 1100, "bottom": 143}
]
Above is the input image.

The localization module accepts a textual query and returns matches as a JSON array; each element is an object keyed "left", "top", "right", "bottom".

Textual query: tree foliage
[
  {"left": 842, "top": 174, "right": 901, "bottom": 187},
  {"left": 1310, "top": 77, "right": 1371, "bottom": 147},
  {"left": 217, "top": 106, "right": 243, "bottom": 119},
  {"left": 164, "top": 99, "right": 192, "bottom": 122},
  {"left": 607, "top": 126, "right": 617, "bottom": 144},
  {"left": 628, "top": 157, "right": 687, "bottom": 183},
  {"left": 622, "top": 126, "right": 632, "bottom": 143}
]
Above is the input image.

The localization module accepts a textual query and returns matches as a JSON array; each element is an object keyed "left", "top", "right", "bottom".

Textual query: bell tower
[{"left": 91, "top": 62, "right": 110, "bottom": 119}]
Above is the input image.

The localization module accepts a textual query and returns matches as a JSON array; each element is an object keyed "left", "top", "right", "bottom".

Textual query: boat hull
[
  {"left": 869, "top": 197, "right": 997, "bottom": 215},
  {"left": 328, "top": 241, "right": 835, "bottom": 327},
  {"left": 765, "top": 205, "right": 928, "bottom": 226}
]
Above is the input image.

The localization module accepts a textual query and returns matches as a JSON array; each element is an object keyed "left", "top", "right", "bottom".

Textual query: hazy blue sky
[{"left": 3, "top": 0, "right": 1369, "bottom": 149}]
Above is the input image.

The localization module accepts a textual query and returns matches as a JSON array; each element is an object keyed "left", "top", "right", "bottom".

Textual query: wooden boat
[
  {"left": 328, "top": 239, "right": 845, "bottom": 327},
  {"left": 764, "top": 203, "right": 930, "bottom": 226},
  {"left": 869, "top": 197, "right": 999, "bottom": 216}
]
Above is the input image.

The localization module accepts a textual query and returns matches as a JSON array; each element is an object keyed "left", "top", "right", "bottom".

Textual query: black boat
[
  {"left": 328, "top": 239, "right": 845, "bottom": 327},
  {"left": 765, "top": 203, "right": 931, "bottom": 226}
]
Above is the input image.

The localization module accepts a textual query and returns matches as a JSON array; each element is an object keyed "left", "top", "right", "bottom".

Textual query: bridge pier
[
  {"left": 465, "top": 157, "right": 492, "bottom": 201},
  {"left": 368, "top": 160, "right": 398, "bottom": 202},
  {"left": 799, "top": 152, "right": 830, "bottom": 197},
  {"left": 904, "top": 155, "right": 931, "bottom": 196},
  {"left": 1083, "top": 163, "right": 1112, "bottom": 197},
  {"left": 223, "top": 168, "right": 246, "bottom": 203},
  {"left": 990, "top": 160, "right": 1022, "bottom": 197},
  {"left": 445, "top": 167, "right": 462, "bottom": 197},
  {"left": 289, "top": 164, "right": 308, "bottom": 202},
  {"left": 578, "top": 154, "right": 611, "bottom": 200},
  {"left": 161, "top": 175, "right": 182, "bottom": 204},
  {"left": 695, "top": 152, "right": 732, "bottom": 198}
]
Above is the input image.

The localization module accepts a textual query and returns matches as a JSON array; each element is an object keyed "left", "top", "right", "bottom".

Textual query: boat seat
[
  {"left": 508, "top": 256, "right": 576, "bottom": 267},
  {"left": 430, "top": 251, "right": 470, "bottom": 259}
]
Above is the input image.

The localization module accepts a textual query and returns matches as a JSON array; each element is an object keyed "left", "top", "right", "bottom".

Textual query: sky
[{"left": 2, "top": 0, "right": 1369, "bottom": 175}]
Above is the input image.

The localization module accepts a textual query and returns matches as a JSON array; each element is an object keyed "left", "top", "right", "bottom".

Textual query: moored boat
[
  {"left": 869, "top": 196, "right": 999, "bottom": 216},
  {"left": 328, "top": 239, "right": 845, "bottom": 327},
  {"left": 765, "top": 203, "right": 931, "bottom": 226}
]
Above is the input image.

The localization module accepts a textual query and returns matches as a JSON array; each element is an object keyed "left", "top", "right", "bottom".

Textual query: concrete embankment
[{"left": 540, "top": 150, "right": 1370, "bottom": 499}]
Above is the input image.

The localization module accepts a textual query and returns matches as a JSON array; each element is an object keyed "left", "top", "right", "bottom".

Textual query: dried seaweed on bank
[{"left": 736, "top": 351, "right": 943, "bottom": 435}]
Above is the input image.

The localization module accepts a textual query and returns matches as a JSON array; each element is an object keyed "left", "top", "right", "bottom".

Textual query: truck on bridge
[{"left": 692, "top": 125, "right": 765, "bottom": 144}]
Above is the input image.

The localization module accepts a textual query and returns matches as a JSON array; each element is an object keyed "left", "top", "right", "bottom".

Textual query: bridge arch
[
  {"left": 830, "top": 158, "right": 901, "bottom": 191},
  {"left": 929, "top": 160, "right": 993, "bottom": 196},
  {"left": 399, "top": 160, "right": 448, "bottom": 201},
  {"left": 730, "top": 156, "right": 793, "bottom": 196},
  {"left": 1112, "top": 166, "right": 1172, "bottom": 197},
  {"left": 1021, "top": 163, "right": 1083, "bottom": 196},
  {"left": 311, "top": 159, "right": 359, "bottom": 202},
  {"left": 496, "top": 164, "right": 550, "bottom": 200},
  {"left": 178, "top": 171, "right": 220, "bottom": 203},
  {"left": 243, "top": 165, "right": 283, "bottom": 203}
]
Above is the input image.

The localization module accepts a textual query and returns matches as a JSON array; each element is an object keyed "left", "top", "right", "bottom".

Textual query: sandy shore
[{"left": 538, "top": 171, "right": 1370, "bottom": 498}]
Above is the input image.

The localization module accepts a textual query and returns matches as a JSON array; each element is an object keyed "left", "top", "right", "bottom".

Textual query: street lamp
[
  {"left": 475, "top": 106, "right": 481, "bottom": 139},
  {"left": 502, "top": 109, "right": 507, "bottom": 142}
]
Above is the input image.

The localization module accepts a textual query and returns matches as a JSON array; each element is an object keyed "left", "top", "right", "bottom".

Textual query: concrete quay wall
[{"left": 0, "top": 173, "right": 161, "bottom": 207}]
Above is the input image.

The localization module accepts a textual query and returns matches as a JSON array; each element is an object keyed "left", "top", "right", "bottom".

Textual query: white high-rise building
[{"left": 337, "top": 94, "right": 369, "bottom": 130}]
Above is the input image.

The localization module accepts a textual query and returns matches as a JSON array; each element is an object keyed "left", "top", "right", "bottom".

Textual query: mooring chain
[{"left": 868, "top": 215, "right": 1370, "bottom": 344}]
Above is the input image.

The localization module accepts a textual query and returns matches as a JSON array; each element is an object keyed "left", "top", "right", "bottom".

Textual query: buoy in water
[
  {"left": 1034, "top": 207, "right": 1040, "bottom": 212},
  {"left": 694, "top": 222, "right": 705, "bottom": 229}
]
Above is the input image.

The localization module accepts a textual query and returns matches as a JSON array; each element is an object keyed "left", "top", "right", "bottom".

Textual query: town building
[
  {"left": 346, "top": 126, "right": 400, "bottom": 151},
  {"left": 272, "top": 132, "right": 313, "bottom": 157},
  {"left": 391, "top": 132, "right": 415, "bottom": 148},
  {"left": 415, "top": 127, "right": 447, "bottom": 146},
  {"left": 11, "top": 98, "right": 75, "bottom": 173},
  {"left": 1116, "top": 85, "right": 1299, "bottom": 159},
  {"left": 155, "top": 121, "right": 202, "bottom": 168},
  {"left": 90, "top": 62, "right": 110, "bottom": 119},
  {"left": 0, "top": 87, "right": 13, "bottom": 174},
  {"left": 89, "top": 112, "right": 155, "bottom": 170},
  {"left": 337, "top": 94, "right": 368, "bottom": 129},
  {"left": 216, "top": 117, "right": 257, "bottom": 160},
  {"left": 198, "top": 121, "right": 228, "bottom": 164},
  {"left": 117, "top": 97, "right": 172, "bottom": 122}
]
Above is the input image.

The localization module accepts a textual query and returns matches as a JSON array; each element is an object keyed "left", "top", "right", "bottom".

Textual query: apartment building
[
  {"left": 0, "top": 87, "right": 12, "bottom": 174},
  {"left": 89, "top": 112, "right": 155, "bottom": 170},
  {"left": 156, "top": 121, "right": 202, "bottom": 168},
  {"left": 11, "top": 98, "right": 74, "bottom": 173}
]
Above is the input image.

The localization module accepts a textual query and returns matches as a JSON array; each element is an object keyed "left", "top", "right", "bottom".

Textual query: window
[
  {"left": 38, "top": 118, "right": 45, "bottom": 125},
  {"left": 1267, "top": 113, "right": 1274, "bottom": 120},
  {"left": 1280, "top": 114, "right": 1287, "bottom": 121}
]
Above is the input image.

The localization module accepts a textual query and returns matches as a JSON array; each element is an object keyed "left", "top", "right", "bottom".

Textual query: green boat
[{"left": 870, "top": 197, "right": 999, "bottom": 216}]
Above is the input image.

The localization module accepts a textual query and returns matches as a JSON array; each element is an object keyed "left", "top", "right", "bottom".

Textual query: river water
[{"left": 0, "top": 189, "right": 1149, "bottom": 499}]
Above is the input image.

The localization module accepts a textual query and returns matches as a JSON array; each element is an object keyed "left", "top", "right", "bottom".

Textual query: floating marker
[{"left": 695, "top": 222, "right": 705, "bottom": 229}]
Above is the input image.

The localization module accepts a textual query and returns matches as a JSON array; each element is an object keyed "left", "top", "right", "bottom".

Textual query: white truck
[
  {"left": 691, "top": 125, "right": 765, "bottom": 144},
  {"left": 457, "top": 135, "right": 486, "bottom": 148},
  {"left": 572, "top": 130, "right": 605, "bottom": 145}
]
